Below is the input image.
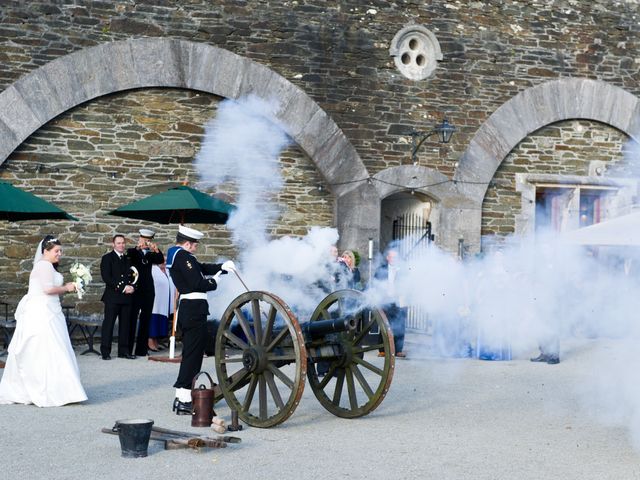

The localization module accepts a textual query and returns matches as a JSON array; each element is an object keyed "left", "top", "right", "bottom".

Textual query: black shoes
[
  {"left": 101, "top": 355, "right": 111, "bottom": 360},
  {"left": 172, "top": 398, "right": 192, "bottom": 415},
  {"left": 530, "top": 354, "right": 560, "bottom": 364},
  {"left": 118, "top": 354, "right": 137, "bottom": 360}
]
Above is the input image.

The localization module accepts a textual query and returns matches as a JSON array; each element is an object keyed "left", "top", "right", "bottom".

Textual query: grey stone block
[
  {"left": 13, "top": 70, "right": 64, "bottom": 125},
  {"left": 315, "top": 130, "right": 368, "bottom": 196},
  {"left": 274, "top": 87, "right": 322, "bottom": 139},
  {"left": 186, "top": 44, "right": 248, "bottom": 99},
  {"left": 0, "top": 85, "right": 41, "bottom": 153},
  {"left": 129, "top": 38, "right": 187, "bottom": 89},
  {"left": 297, "top": 109, "right": 340, "bottom": 158},
  {"left": 336, "top": 183, "right": 380, "bottom": 253},
  {"left": 38, "top": 54, "right": 95, "bottom": 117},
  {"left": 0, "top": 118, "right": 19, "bottom": 163}
]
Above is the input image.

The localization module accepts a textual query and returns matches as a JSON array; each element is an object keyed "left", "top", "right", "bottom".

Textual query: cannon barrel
[{"left": 302, "top": 316, "right": 357, "bottom": 339}]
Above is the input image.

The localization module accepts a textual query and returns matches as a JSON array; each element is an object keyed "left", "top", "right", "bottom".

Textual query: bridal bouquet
[{"left": 70, "top": 262, "right": 92, "bottom": 299}]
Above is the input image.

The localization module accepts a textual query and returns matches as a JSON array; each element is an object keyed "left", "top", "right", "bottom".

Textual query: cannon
[{"left": 211, "top": 289, "right": 395, "bottom": 428}]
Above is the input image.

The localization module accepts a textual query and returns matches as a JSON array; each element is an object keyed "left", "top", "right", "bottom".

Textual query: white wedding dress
[{"left": 0, "top": 260, "right": 87, "bottom": 406}]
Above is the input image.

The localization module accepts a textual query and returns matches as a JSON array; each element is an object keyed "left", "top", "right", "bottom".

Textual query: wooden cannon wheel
[
  {"left": 214, "top": 291, "right": 307, "bottom": 428},
  {"left": 306, "top": 289, "right": 395, "bottom": 418}
]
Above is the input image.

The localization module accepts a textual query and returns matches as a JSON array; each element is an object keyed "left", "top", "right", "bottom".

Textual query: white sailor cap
[
  {"left": 139, "top": 228, "right": 155, "bottom": 239},
  {"left": 178, "top": 225, "right": 204, "bottom": 242}
]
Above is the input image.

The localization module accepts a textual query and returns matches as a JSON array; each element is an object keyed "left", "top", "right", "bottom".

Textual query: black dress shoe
[
  {"left": 530, "top": 354, "right": 548, "bottom": 362},
  {"left": 118, "top": 354, "right": 137, "bottom": 359},
  {"left": 546, "top": 356, "right": 560, "bottom": 364},
  {"left": 172, "top": 398, "right": 192, "bottom": 415},
  {"left": 101, "top": 355, "right": 111, "bottom": 360}
]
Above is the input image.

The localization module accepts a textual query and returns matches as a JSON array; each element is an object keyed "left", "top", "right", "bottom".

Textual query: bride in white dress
[{"left": 0, "top": 235, "right": 87, "bottom": 407}]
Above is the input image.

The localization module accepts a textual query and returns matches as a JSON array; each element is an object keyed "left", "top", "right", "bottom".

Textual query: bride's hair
[{"left": 41, "top": 235, "right": 61, "bottom": 252}]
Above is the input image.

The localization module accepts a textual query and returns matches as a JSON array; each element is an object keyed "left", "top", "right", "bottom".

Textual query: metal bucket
[
  {"left": 191, "top": 371, "right": 216, "bottom": 427},
  {"left": 112, "top": 419, "right": 154, "bottom": 458}
]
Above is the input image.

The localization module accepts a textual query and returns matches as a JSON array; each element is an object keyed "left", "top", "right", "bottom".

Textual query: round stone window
[{"left": 390, "top": 25, "right": 443, "bottom": 81}]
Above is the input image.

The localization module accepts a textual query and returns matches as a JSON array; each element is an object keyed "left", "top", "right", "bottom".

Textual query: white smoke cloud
[
  {"left": 195, "top": 95, "right": 289, "bottom": 250},
  {"left": 193, "top": 94, "right": 640, "bottom": 450},
  {"left": 368, "top": 228, "right": 640, "bottom": 448},
  {"left": 194, "top": 95, "right": 342, "bottom": 319}
]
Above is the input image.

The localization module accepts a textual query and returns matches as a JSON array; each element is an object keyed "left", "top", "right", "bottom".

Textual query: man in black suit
[
  {"left": 100, "top": 234, "right": 136, "bottom": 360},
  {"left": 128, "top": 228, "right": 164, "bottom": 357}
]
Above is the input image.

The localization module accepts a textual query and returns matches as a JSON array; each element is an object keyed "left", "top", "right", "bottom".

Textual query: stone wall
[
  {"left": 0, "top": 88, "right": 332, "bottom": 313},
  {"left": 3, "top": 1, "right": 640, "bottom": 180},
  {"left": 2, "top": 0, "right": 640, "bottom": 310}
]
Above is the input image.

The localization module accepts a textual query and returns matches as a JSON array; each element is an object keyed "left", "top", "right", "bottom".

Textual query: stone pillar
[
  {"left": 439, "top": 204, "right": 482, "bottom": 256},
  {"left": 336, "top": 182, "right": 380, "bottom": 284}
]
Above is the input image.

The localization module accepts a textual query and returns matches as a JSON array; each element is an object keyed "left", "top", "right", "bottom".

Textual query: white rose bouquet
[{"left": 70, "top": 262, "right": 92, "bottom": 299}]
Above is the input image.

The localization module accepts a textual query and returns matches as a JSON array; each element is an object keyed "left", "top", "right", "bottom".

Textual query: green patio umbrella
[
  {"left": 0, "top": 182, "right": 78, "bottom": 221},
  {"left": 108, "top": 185, "right": 235, "bottom": 224}
]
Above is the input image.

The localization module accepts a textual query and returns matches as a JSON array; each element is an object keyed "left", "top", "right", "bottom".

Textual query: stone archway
[
  {"left": 450, "top": 78, "right": 640, "bottom": 253},
  {"left": 371, "top": 165, "right": 472, "bottom": 253},
  {"left": 0, "top": 37, "right": 377, "bottom": 265},
  {"left": 0, "top": 38, "right": 367, "bottom": 199}
]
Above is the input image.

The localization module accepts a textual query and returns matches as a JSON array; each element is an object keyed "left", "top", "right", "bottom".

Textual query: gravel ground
[{"left": 1, "top": 333, "right": 639, "bottom": 480}]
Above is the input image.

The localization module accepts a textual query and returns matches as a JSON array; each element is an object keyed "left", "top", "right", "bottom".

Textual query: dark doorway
[{"left": 380, "top": 191, "right": 435, "bottom": 332}]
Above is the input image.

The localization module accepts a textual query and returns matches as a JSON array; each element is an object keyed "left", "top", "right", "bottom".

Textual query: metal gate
[{"left": 392, "top": 213, "right": 432, "bottom": 332}]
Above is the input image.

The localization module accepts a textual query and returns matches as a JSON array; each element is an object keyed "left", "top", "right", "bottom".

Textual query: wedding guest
[
  {"left": 339, "top": 250, "right": 361, "bottom": 290},
  {"left": 100, "top": 234, "right": 136, "bottom": 360},
  {"left": 0, "top": 235, "right": 87, "bottom": 406},
  {"left": 148, "top": 262, "right": 175, "bottom": 352},
  {"left": 128, "top": 228, "right": 164, "bottom": 357}
]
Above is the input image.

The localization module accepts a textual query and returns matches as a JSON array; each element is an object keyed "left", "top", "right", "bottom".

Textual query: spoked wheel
[
  {"left": 306, "top": 289, "right": 395, "bottom": 418},
  {"left": 214, "top": 291, "right": 307, "bottom": 428}
]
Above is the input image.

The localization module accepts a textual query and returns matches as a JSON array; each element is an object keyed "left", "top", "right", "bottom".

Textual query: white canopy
[{"left": 561, "top": 211, "right": 640, "bottom": 246}]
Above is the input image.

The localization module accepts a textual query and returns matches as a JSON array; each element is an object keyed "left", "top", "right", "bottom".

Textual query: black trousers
[
  {"left": 101, "top": 302, "right": 132, "bottom": 357},
  {"left": 379, "top": 303, "right": 407, "bottom": 354},
  {"left": 173, "top": 311, "right": 208, "bottom": 390},
  {"left": 130, "top": 291, "right": 154, "bottom": 356}
]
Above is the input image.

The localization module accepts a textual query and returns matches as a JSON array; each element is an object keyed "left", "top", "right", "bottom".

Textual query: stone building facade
[{"left": 1, "top": 0, "right": 639, "bottom": 313}]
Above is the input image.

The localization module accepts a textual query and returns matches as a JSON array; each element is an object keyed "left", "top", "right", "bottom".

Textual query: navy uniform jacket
[
  {"left": 127, "top": 247, "right": 164, "bottom": 294},
  {"left": 100, "top": 250, "right": 135, "bottom": 305},
  {"left": 168, "top": 248, "right": 225, "bottom": 318}
]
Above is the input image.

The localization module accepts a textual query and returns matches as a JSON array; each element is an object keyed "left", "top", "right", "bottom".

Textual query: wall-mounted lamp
[{"left": 409, "top": 118, "right": 456, "bottom": 165}]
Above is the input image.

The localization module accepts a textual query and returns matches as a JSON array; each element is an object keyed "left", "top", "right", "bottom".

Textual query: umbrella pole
[{"left": 169, "top": 288, "right": 180, "bottom": 359}]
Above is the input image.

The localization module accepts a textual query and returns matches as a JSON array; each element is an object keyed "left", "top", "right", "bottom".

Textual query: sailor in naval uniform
[
  {"left": 99, "top": 234, "right": 137, "bottom": 360},
  {"left": 167, "top": 225, "right": 235, "bottom": 414},
  {"left": 127, "top": 228, "right": 164, "bottom": 357}
]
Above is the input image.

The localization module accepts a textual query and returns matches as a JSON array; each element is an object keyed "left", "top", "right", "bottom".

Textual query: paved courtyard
[{"left": 1, "top": 333, "right": 639, "bottom": 480}]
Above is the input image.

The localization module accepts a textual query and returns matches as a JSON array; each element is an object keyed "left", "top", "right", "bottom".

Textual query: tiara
[{"left": 44, "top": 237, "right": 59, "bottom": 244}]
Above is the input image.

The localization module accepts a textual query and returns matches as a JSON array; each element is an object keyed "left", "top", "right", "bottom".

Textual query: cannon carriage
[{"left": 210, "top": 289, "right": 396, "bottom": 428}]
